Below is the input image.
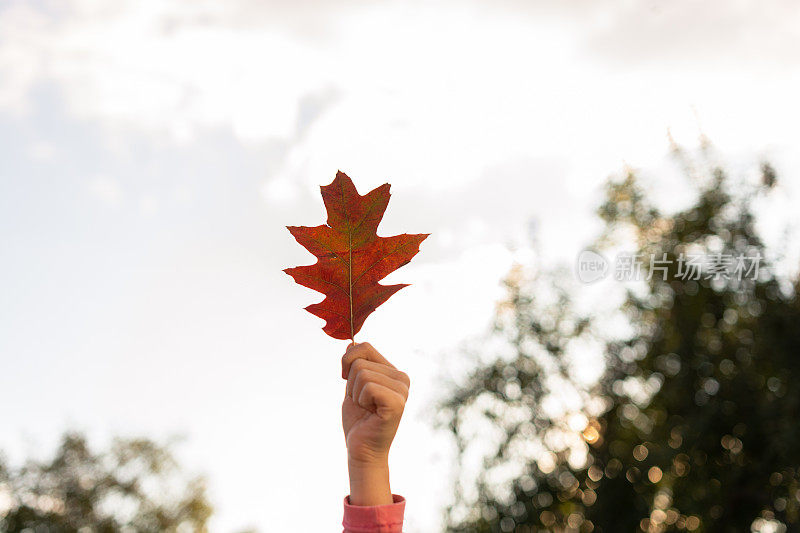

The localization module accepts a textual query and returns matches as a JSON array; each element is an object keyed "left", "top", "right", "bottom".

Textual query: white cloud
[
  {"left": 259, "top": 2, "right": 800, "bottom": 200},
  {"left": 261, "top": 176, "right": 299, "bottom": 203},
  {"left": 0, "top": 4, "right": 47, "bottom": 112},
  {"left": 0, "top": 0, "right": 335, "bottom": 141},
  {"left": 2, "top": 0, "right": 800, "bottom": 197},
  {"left": 88, "top": 175, "right": 123, "bottom": 207},
  {"left": 139, "top": 194, "right": 158, "bottom": 216},
  {"left": 27, "top": 141, "right": 57, "bottom": 161}
]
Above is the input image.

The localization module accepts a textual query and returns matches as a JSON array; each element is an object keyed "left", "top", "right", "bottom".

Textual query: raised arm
[{"left": 341, "top": 342, "right": 408, "bottom": 532}]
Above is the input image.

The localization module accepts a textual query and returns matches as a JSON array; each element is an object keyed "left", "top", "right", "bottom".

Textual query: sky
[{"left": 2, "top": 0, "right": 800, "bottom": 531}]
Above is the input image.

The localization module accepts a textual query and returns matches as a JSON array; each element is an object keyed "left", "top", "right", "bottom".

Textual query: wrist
[
  {"left": 347, "top": 456, "right": 392, "bottom": 506},
  {"left": 347, "top": 448, "right": 389, "bottom": 467}
]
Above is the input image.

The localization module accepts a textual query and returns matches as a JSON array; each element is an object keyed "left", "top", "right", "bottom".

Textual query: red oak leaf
[{"left": 284, "top": 171, "right": 429, "bottom": 341}]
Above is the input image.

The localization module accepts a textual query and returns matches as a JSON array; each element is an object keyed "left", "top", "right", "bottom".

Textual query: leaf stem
[{"left": 349, "top": 216, "right": 354, "bottom": 342}]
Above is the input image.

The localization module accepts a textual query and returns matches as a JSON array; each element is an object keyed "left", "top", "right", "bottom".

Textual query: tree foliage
[
  {"left": 442, "top": 147, "right": 800, "bottom": 532},
  {"left": 0, "top": 432, "right": 212, "bottom": 532}
]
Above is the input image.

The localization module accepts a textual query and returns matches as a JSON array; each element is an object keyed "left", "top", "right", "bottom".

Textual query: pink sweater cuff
[{"left": 342, "top": 494, "right": 405, "bottom": 533}]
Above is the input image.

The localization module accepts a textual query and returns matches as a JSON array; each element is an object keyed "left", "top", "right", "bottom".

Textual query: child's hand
[{"left": 341, "top": 342, "right": 410, "bottom": 506}]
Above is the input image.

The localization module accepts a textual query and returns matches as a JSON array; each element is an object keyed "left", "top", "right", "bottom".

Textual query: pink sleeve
[{"left": 342, "top": 494, "right": 405, "bottom": 533}]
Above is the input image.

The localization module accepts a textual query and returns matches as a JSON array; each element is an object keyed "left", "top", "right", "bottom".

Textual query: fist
[{"left": 341, "top": 342, "right": 410, "bottom": 465}]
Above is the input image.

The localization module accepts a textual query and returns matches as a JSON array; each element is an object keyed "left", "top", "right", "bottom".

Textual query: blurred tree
[
  {"left": 442, "top": 147, "right": 800, "bottom": 532},
  {"left": 0, "top": 432, "right": 212, "bottom": 532},
  {"left": 440, "top": 265, "right": 598, "bottom": 532}
]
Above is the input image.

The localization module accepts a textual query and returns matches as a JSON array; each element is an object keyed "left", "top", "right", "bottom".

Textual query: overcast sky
[{"left": 2, "top": 1, "right": 800, "bottom": 531}]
